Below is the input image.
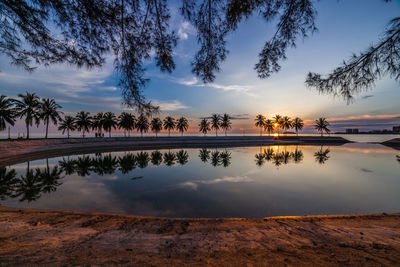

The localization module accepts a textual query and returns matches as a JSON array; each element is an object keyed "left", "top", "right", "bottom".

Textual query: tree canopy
[{"left": 1, "top": 0, "right": 398, "bottom": 112}]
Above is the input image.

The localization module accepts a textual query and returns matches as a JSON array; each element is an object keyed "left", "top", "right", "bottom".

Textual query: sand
[{"left": 0, "top": 207, "right": 399, "bottom": 266}]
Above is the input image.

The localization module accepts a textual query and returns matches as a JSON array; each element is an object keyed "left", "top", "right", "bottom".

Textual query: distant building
[
  {"left": 393, "top": 126, "right": 400, "bottom": 133},
  {"left": 345, "top": 128, "right": 359, "bottom": 134}
]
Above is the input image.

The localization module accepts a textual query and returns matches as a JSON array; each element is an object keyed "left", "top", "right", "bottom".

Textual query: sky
[{"left": 0, "top": 0, "right": 400, "bottom": 135}]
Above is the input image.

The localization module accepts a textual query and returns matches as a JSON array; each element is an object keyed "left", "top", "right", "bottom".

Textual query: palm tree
[
  {"left": 211, "top": 114, "right": 220, "bottom": 136},
  {"left": 211, "top": 151, "right": 221, "bottom": 167},
  {"left": 176, "top": 117, "right": 189, "bottom": 136},
  {"left": 292, "top": 117, "right": 304, "bottom": 136},
  {"left": 58, "top": 157, "right": 77, "bottom": 175},
  {"left": 150, "top": 118, "right": 162, "bottom": 137},
  {"left": 199, "top": 148, "right": 211, "bottom": 162},
  {"left": 281, "top": 116, "right": 292, "bottom": 135},
  {"left": 314, "top": 146, "right": 330, "bottom": 164},
  {"left": 118, "top": 112, "right": 135, "bottom": 137},
  {"left": 136, "top": 151, "right": 150, "bottom": 168},
  {"left": 163, "top": 151, "right": 177, "bottom": 166},
  {"left": 103, "top": 112, "right": 117, "bottom": 137},
  {"left": 220, "top": 113, "right": 232, "bottom": 136},
  {"left": 273, "top": 114, "right": 282, "bottom": 135},
  {"left": 150, "top": 151, "right": 163, "bottom": 165},
  {"left": 38, "top": 159, "right": 63, "bottom": 193},
  {"left": 136, "top": 113, "right": 149, "bottom": 137},
  {"left": 254, "top": 114, "right": 266, "bottom": 136},
  {"left": 199, "top": 119, "right": 211, "bottom": 136},
  {"left": 314, "top": 117, "right": 330, "bottom": 136},
  {"left": 0, "top": 166, "right": 18, "bottom": 200},
  {"left": 92, "top": 112, "right": 104, "bottom": 137},
  {"left": 75, "top": 111, "right": 92, "bottom": 138},
  {"left": 118, "top": 153, "right": 136, "bottom": 173},
  {"left": 219, "top": 150, "right": 231, "bottom": 167},
  {"left": 264, "top": 119, "right": 274, "bottom": 136},
  {"left": 14, "top": 92, "right": 40, "bottom": 139},
  {"left": 291, "top": 148, "right": 304, "bottom": 163},
  {"left": 75, "top": 155, "right": 93, "bottom": 176},
  {"left": 163, "top": 116, "right": 176, "bottom": 137},
  {"left": 255, "top": 153, "right": 266, "bottom": 167},
  {"left": 176, "top": 150, "right": 189, "bottom": 165},
  {"left": 58, "top": 116, "right": 76, "bottom": 138},
  {"left": 0, "top": 95, "right": 16, "bottom": 132},
  {"left": 39, "top": 98, "right": 63, "bottom": 139}
]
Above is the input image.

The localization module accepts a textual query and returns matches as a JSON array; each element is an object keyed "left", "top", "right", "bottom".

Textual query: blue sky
[{"left": 0, "top": 0, "right": 399, "bottom": 134}]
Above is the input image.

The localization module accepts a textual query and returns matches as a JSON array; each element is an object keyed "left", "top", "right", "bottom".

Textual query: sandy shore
[
  {"left": 0, "top": 206, "right": 399, "bottom": 266},
  {"left": 0, "top": 136, "right": 349, "bottom": 166}
]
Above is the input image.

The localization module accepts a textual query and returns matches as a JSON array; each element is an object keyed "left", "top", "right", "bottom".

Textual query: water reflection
[
  {"left": 1, "top": 144, "right": 400, "bottom": 218},
  {"left": 1, "top": 160, "right": 63, "bottom": 202},
  {"left": 314, "top": 146, "right": 330, "bottom": 164},
  {"left": 254, "top": 146, "right": 306, "bottom": 167},
  {"left": 199, "top": 149, "right": 232, "bottom": 167}
]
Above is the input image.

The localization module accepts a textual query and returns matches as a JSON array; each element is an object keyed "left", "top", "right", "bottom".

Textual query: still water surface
[{"left": 1, "top": 143, "right": 399, "bottom": 218}]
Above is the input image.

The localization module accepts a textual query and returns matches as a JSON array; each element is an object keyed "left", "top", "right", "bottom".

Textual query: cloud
[
  {"left": 179, "top": 175, "right": 252, "bottom": 191},
  {"left": 152, "top": 100, "right": 189, "bottom": 111},
  {"left": 175, "top": 76, "right": 255, "bottom": 96},
  {"left": 177, "top": 21, "right": 196, "bottom": 40}
]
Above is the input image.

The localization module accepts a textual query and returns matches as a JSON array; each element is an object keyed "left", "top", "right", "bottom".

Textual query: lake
[{"left": 1, "top": 143, "right": 399, "bottom": 218}]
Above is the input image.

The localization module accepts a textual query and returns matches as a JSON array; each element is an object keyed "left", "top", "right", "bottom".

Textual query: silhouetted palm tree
[
  {"left": 254, "top": 114, "right": 266, "bottom": 136},
  {"left": 292, "top": 117, "right": 304, "bottom": 136},
  {"left": 163, "top": 151, "right": 177, "bottom": 166},
  {"left": 118, "top": 112, "right": 135, "bottom": 137},
  {"left": 14, "top": 92, "right": 40, "bottom": 139},
  {"left": 272, "top": 152, "right": 284, "bottom": 167},
  {"left": 314, "top": 118, "right": 330, "bottom": 136},
  {"left": 92, "top": 112, "right": 105, "bottom": 137},
  {"left": 291, "top": 148, "right": 304, "bottom": 163},
  {"left": 150, "top": 118, "right": 162, "bottom": 137},
  {"left": 273, "top": 114, "right": 282, "bottom": 135},
  {"left": 199, "top": 119, "right": 211, "bottom": 136},
  {"left": 150, "top": 151, "right": 163, "bottom": 165},
  {"left": 255, "top": 153, "right": 266, "bottom": 167},
  {"left": 314, "top": 146, "right": 330, "bottom": 164},
  {"left": 211, "top": 151, "right": 221, "bottom": 167},
  {"left": 281, "top": 116, "right": 292, "bottom": 135},
  {"left": 264, "top": 119, "right": 274, "bottom": 136},
  {"left": 282, "top": 151, "right": 292, "bottom": 164},
  {"left": 264, "top": 148, "right": 274, "bottom": 161},
  {"left": 0, "top": 167, "right": 17, "bottom": 200},
  {"left": 75, "top": 111, "right": 92, "bottom": 138},
  {"left": 118, "top": 153, "right": 136, "bottom": 173},
  {"left": 58, "top": 116, "right": 76, "bottom": 139},
  {"left": 58, "top": 157, "right": 77, "bottom": 175},
  {"left": 176, "top": 117, "right": 189, "bottom": 136},
  {"left": 136, "top": 152, "right": 150, "bottom": 168},
  {"left": 199, "top": 148, "right": 211, "bottom": 162},
  {"left": 39, "top": 98, "right": 63, "bottom": 139},
  {"left": 163, "top": 116, "right": 176, "bottom": 137},
  {"left": 38, "top": 159, "right": 63, "bottom": 193},
  {"left": 220, "top": 113, "right": 232, "bottom": 136},
  {"left": 14, "top": 162, "right": 42, "bottom": 202},
  {"left": 0, "top": 95, "right": 16, "bottom": 132},
  {"left": 397, "top": 155, "right": 400, "bottom": 163},
  {"left": 102, "top": 112, "right": 117, "bottom": 137},
  {"left": 211, "top": 114, "right": 220, "bottom": 136},
  {"left": 75, "top": 156, "right": 93, "bottom": 176},
  {"left": 93, "top": 153, "right": 118, "bottom": 174},
  {"left": 136, "top": 113, "right": 149, "bottom": 137},
  {"left": 219, "top": 150, "right": 232, "bottom": 167},
  {"left": 176, "top": 150, "right": 189, "bottom": 165}
]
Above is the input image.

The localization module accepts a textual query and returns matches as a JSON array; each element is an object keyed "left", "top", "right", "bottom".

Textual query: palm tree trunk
[
  {"left": 141, "top": 131, "right": 143, "bottom": 137},
  {"left": 260, "top": 127, "right": 262, "bottom": 136},
  {"left": 215, "top": 129, "right": 217, "bottom": 137},
  {"left": 168, "top": 129, "right": 170, "bottom": 137},
  {"left": 26, "top": 121, "right": 30, "bottom": 140},
  {"left": 109, "top": 130, "right": 111, "bottom": 138},
  {"left": 45, "top": 118, "right": 49, "bottom": 139},
  {"left": 67, "top": 129, "right": 70, "bottom": 139},
  {"left": 181, "top": 131, "right": 183, "bottom": 136}
]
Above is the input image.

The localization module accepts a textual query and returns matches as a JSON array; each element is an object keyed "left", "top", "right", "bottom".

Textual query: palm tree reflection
[
  {"left": 118, "top": 153, "right": 137, "bottom": 173},
  {"left": 396, "top": 155, "right": 400, "bottom": 163},
  {"left": 314, "top": 146, "right": 330, "bottom": 164},
  {"left": 176, "top": 150, "right": 189, "bottom": 165},
  {"left": 0, "top": 167, "right": 17, "bottom": 200},
  {"left": 199, "top": 148, "right": 211, "bottom": 163},
  {"left": 220, "top": 151, "right": 232, "bottom": 167},
  {"left": 136, "top": 152, "right": 150, "bottom": 168},
  {"left": 211, "top": 151, "right": 221, "bottom": 167},
  {"left": 150, "top": 151, "right": 163, "bottom": 166}
]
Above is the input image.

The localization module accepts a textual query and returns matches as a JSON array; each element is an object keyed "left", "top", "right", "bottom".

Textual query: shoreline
[
  {"left": 0, "top": 136, "right": 349, "bottom": 166},
  {"left": 0, "top": 206, "right": 399, "bottom": 265}
]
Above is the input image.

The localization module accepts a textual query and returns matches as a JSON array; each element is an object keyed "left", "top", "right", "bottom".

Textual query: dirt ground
[{"left": 0, "top": 206, "right": 400, "bottom": 266}]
